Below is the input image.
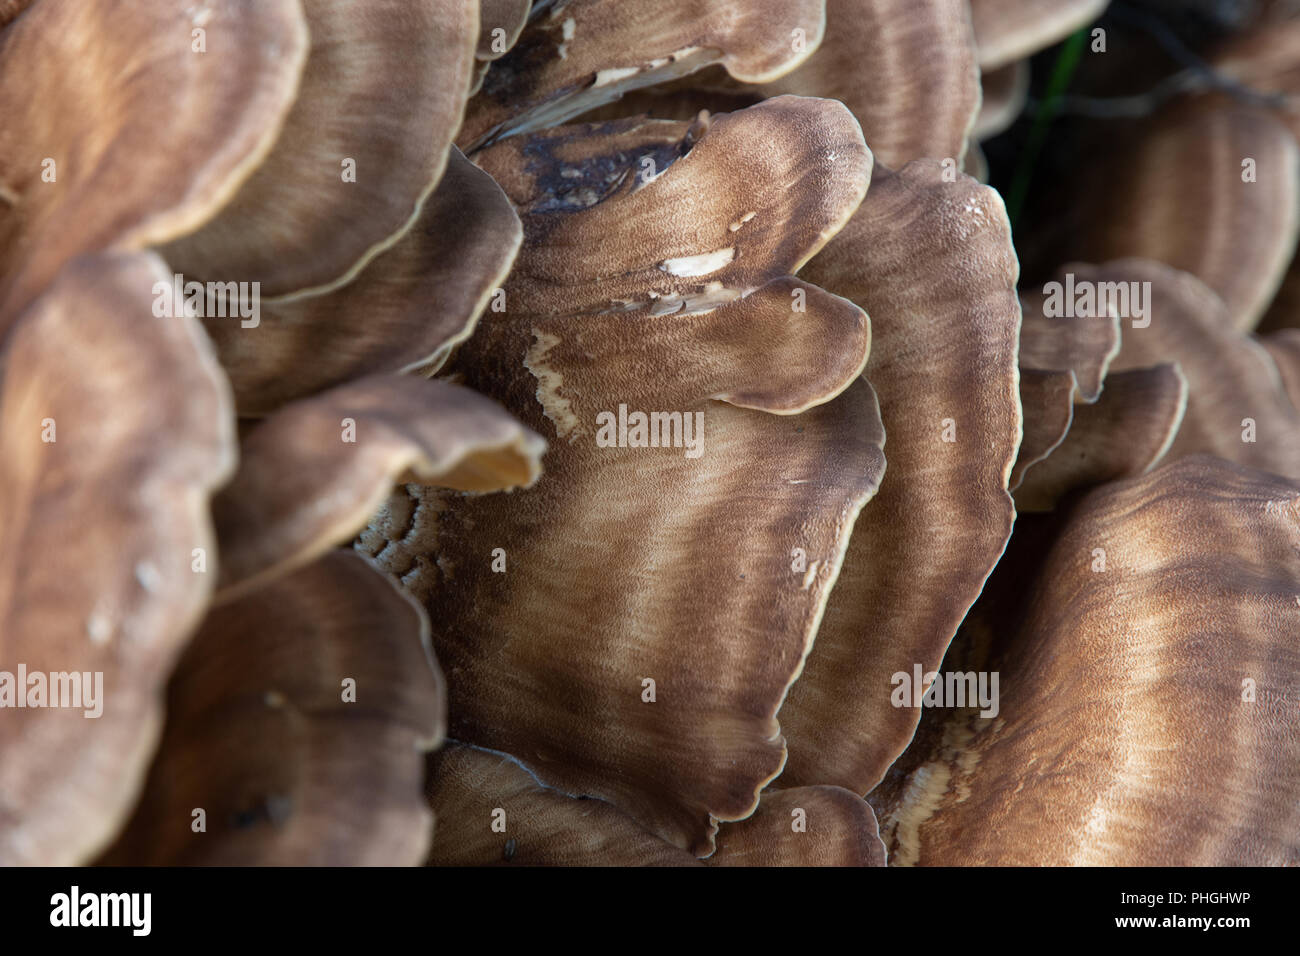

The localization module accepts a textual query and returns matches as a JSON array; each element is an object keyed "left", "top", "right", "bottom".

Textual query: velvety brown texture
[
  {"left": 100, "top": 551, "right": 443, "bottom": 865},
  {"left": 872, "top": 456, "right": 1300, "bottom": 866},
  {"left": 0, "top": 251, "right": 235, "bottom": 865},
  {"left": 779, "top": 158, "right": 1022, "bottom": 795},
  {"left": 161, "top": 0, "right": 479, "bottom": 298},
  {"left": 209, "top": 149, "right": 523, "bottom": 415},
  {"left": 363, "top": 98, "right": 885, "bottom": 855},
  {"left": 214, "top": 376, "right": 545, "bottom": 599},
  {"left": 0, "top": 0, "right": 308, "bottom": 326},
  {"left": 459, "top": 0, "right": 827, "bottom": 150}
]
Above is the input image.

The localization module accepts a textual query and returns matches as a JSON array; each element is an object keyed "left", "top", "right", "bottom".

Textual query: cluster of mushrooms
[{"left": 1, "top": 0, "right": 1297, "bottom": 867}]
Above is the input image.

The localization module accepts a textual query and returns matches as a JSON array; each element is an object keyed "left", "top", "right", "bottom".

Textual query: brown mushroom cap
[
  {"left": 364, "top": 98, "right": 885, "bottom": 854},
  {"left": 428, "top": 745, "right": 885, "bottom": 865},
  {"left": 1212, "top": 18, "right": 1300, "bottom": 335},
  {"left": 752, "top": 0, "right": 980, "bottom": 169},
  {"left": 1011, "top": 369, "right": 1079, "bottom": 491},
  {"left": 0, "top": 251, "right": 236, "bottom": 865},
  {"left": 1019, "top": 273, "right": 1121, "bottom": 404},
  {"left": 471, "top": 0, "right": 532, "bottom": 94},
  {"left": 520, "top": 0, "right": 981, "bottom": 170},
  {"left": 707, "top": 786, "right": 887, "bottom": 866},
  {"left": 99, "top": 551, "right": 443, "bottom": 865},
  {"left": 1096, "top": 259, "right": 1300, "bottom": 477},
  {"left": 458, "top": 0, "right": 827, "bottom": 150},
  {"left": 426, "top": 743, "right": 699, "bottom": 866},
  {"left": 973, "top": 59, "right": 1029, "bottom": 140},
  {"left": 871, "top": 455, "right": 1300, "bottom": 865},
  {"left": 207, "top": 148, "right": 523, "bottom": 415},
  {"left": 213, "top": 375, "right": 545, "bottom": 601},
  {"left": 1261, "top": 328, "right": 1300, "bottom": 407},
  {"left": 160, "top": 0, "right": 480, "bottom": 298},
  {"left": 476, "top": 98, "right": 873, "bottom": 318},
  {"left": 0, "top": 0, "right": 308, "bottom": 326},
  {"left": 365, "top": 381, "right": 885, "bottom": 856},
  {"left": 776, "top": 158, "right": 1022, "bottom": 795},
  {"left": 1076, "top": 102, "right": 1300, "bottom": 333},
  {"left": 968, "top": 0, "right": 1109, "bottom": 71},
  {"left": 1013, "top": 363, "right": 1188, "bottom": 512},
  {"left": 1010, "top": 266, "right": 1186, "bottom": 510}
]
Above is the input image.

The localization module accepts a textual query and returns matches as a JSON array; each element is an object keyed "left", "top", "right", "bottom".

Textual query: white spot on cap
[
  {"left": 657, "top": 248, "right": 735, "bottom": 277},
  {"left": 135, "top": 561, "right": 162, "bottom": 592},
  {"left": 87, "top": 612, "right": 112, "bottom": 645},
  {"left": 729, "top": 212, "right": 757, "bottom": 232}
]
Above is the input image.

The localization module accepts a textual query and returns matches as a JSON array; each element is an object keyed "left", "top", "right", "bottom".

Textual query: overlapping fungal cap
[
  {"left": 1019, "top": 273, "right": 1121, "bottom": 404},
  {"left": 1092, "top": 259, "right": 1300, "bottom": 478},
  {"left": 871, "top": 456, "right": 1300, "bottom": 866},
  {"left": 1074, "top": 101, "right": 1300, "bottom": 333},
  {"left": 706, "top": 787, "right": 887, "bottom": 866},
  {"left": 1011, "top": 265, "right": 1186, "bottom": 511},
  {"left": 0, "top": 251, "right": 235, "bottom": 865},
  {"left": 0, "top": 0, "right": 307, "bottom": 325},
  {"left": 161, "top": 0, "right": 480, "bottom": 298},
  {"left": 426, "top": 746, "right": 885, "bottom": 865},
  {"left": 205, "top": 149, "right": 524, "bottom": 415},
  {"left": 362, "top": 96, "right": 885, "bottom": 855},
  {"left": 472, "top": 0, "right": 532, "bottom": 94},
  {"left": 214, "top": 375, "right": 545, "bottom": 601},
  {"left": 972, "top": 60, "right": 1029, "bottom": 140},
  {"left": 968, "top": 0, "right": 1110, "bottom": 70},
  {"left": 1012, "top": 370, "right": 1079, "bottom": 491},
  {"left": 1012, "top": 286, "right": 1120, "bottom": 496},
  {"left": 1212, "top": 17, "right": 1300, "bottom": 334},
  {"left": 1262, "top": 330, "right": 1300, "bottom": 407},
  {"left": 426, "top": 743, "right": 700, "bottom": 866},
  {"left": 99, "top": 551, "right": 443, "bottom": 866},
  {"left": 776, "top": 159, "right": 1021, "bottom": 795},
  {"left": 1013, "top": 365, "right": 1187, "bottom": 511},
  {"left": 457, "top": 0, "right": 826, "bottom": 151},
  {"left": 559, "top": 0, "right": 981, "bottom": 170},
  {"left": 751, "top": 0, "right": 981, "bottom": 168}
]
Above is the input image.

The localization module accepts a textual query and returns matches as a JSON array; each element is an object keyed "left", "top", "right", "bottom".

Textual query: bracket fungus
[
  {"left": 100, "top": 551, "right": 444, "bottom": 866},
  {"left": 214, "top": 375, "right": 545, "bottom": 601},
  {"left": 5, "top": 0, "right": 1300, "bottom": 874},
  {"left": 747, "top": 0, "right": 981, "bottom": 168},
  {"left": 1070, "top": 259, "right": 1300, "bottom": 481},
  {"left": 207, "top": 149, "right": 524, "bottom": 416},
  {"left": 426, "top": 743, "right": 700, "bottom": 866},
  {"left": 1073, "top": 101, "right": 1300, "bottom": 334},
  {"left": 426, "top": 743, "right": 885, "bottom": 866},
  {"left": 458, "top": 0, "right": 827, "bottom": 151},
  {"left": 363, "top": 96, "right": 885, "bottom": 855},
  {"left": 1011, "top": 265, "right": 1188, "bottom": 511},
  {"left": 0, "top": 0, "right": 307, "bottom": 325},
  {"left": 972, "top": 60, "right": 1030, "bottom": 141},
  {"left": 779, "top": 158, "right": 1022, "bottom": 795},
  {"left": 160, "top": 0, "right": 481, "bottom": 299},
  {"left": 968, "top": 0, "right": 1110, "bottom": 71},
  {"left": 0, "top": 251, "right": 236, "bottom": 865},
  {"left": 872, "top": 457, "right": 1300, "bottom": 866},
  {"left": 471, "top": 0, "right": 532, "bottom": 94}
]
